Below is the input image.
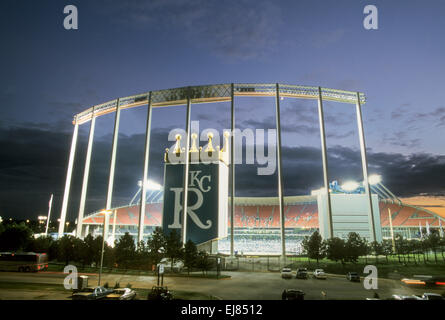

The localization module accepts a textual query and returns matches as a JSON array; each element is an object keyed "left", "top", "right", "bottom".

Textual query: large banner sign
[{"left": 162, "top": 162, "right": 228, "bottom": 244}]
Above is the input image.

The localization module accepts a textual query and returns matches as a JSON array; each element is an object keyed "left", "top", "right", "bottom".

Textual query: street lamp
[{"left": 98, "top": 209, "right": 112, "bottom": 286}]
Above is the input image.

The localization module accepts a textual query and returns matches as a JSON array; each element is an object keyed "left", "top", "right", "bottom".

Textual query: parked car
[
  {"left": 282, "top": 289, "right": 305, "bottom": 300},
  {"left": 281, "top": 268, "right": 293, "bottom": 279},
  {"left": 391, "top": 294, "right": 423, "bottom": 300},
  {"left": 106, "top": 288, "right": 137, "bottom": 300},
  {"left": 313, "top": 269, "right": 327, "bottom": 279},
  {"left": 72, "top": 286, "right": 114, "bottom": 300},
  {"left": 421, "top": 293, "right": 444, "bottom": 300},
  {"left": 147, "top": 286, "right": 173, "bottom": 301},
  {"left": 346, "top": 272, "right": 360, "bottom": 282},
  {"left": 296, "top": 268, "right": 308, "bottom": 279}
]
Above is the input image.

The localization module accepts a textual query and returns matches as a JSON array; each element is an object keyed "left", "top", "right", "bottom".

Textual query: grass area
[{"left": 286, "top": 254, "right": 445, "bottom": 279}]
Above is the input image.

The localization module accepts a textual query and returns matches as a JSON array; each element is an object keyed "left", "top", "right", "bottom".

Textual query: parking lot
[{"left": 0, "top": 270, "right": 443, "bottom": 300}]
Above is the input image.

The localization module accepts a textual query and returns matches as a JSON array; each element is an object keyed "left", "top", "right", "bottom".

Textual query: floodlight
[
  {"left": 341, "top": 181, "right": 359, "bottom": 192},
  {"left": 137, "top": 179, "right": 162, "bottom": 190},
  {"left": 146, "top": 180, "right": 162, "bottom": 190},
  {"left": 368, "top": 174, "right": 382, "bottom": 185}
]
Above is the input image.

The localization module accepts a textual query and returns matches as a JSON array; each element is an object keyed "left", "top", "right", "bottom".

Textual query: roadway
[{"left": 0, "top": 271, "right": 442, "bottom": 300}]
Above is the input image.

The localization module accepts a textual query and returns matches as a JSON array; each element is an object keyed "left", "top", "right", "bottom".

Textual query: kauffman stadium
[
  {"left": 80, "top": 184, "right": 445, "bottom": 255},
  {"left": 58, "top": 83, "right": 445, "bottom": 256}
]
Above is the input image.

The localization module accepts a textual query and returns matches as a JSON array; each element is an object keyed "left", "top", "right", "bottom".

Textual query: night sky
[{"left": 0, "top": 0, "right": 444, "bottom": 220}]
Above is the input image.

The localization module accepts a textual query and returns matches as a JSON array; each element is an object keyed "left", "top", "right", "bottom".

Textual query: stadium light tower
[
  {"left": 341, "top": 181, "right": 359, "bottom": 192},
  {"left": 368, "top": 174, "right": 382, "bottom": 185}
]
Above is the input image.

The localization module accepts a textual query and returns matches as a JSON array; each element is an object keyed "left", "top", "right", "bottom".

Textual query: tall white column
[
  {"left": 138, "top": 92, "right": 153, "bottom": 243},
  {"left": 106, "top": 99, "right": 121, "bottom": 210},
  {"left": 181, "top": 94, "right": 192, "bottom": 245},
  {"left": 104, "top": 99, "right": 121, "bottom": 245},
  {"left": 58, "top": 121, "right": 79, "bottom": 237},
  {"left": 317, "top": 87, "right": 333, "bottom": 238},
  {"left": 230, "top": 83, "right": 235, "bottom": 257},
  {"left": 275, "top": 83, "right": 286, "bottom": 258},
  {"left": 45, "top": 194, "right": 53, "bottom": 236},
  {"left": 355, "top": 92, "right": 377, "bottom": 242},
  {"left": 76, "top": 109, "right": 97, "bottom": 238}
]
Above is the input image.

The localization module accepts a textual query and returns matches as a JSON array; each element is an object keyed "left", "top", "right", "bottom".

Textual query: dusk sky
[{"left": 0, "top": 0, "right": 444, "bottom": 220}]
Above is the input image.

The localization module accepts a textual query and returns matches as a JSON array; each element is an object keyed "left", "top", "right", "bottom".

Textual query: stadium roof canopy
[{"left": 73, "top": 83, "right": 366, "bottom": 125}]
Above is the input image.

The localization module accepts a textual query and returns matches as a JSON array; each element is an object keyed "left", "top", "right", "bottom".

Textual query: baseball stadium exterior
[{"left": 57, "top": 83, "right": 445, "bottom": 256}]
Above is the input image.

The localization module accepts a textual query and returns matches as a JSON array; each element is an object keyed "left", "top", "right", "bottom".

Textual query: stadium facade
[
  {"left": 58, "top": 83, "right": 445, "bottom": 256},
  {"left": 79, "top": 192, "right": 445, "bottom": 255}
]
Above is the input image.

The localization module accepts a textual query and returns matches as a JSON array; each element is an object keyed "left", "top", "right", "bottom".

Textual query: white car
[
  {"left": 313, "top": 269, "right": 327, "bottom": 279},
  {"left": 391, "top": 294, "right": 423, "bottom": 300},
  {"left": 421, "top": 293, "right": 444, "bottom": 300},
  {"left": 281, "top": 268, "right": 293, "bottom": 279}
]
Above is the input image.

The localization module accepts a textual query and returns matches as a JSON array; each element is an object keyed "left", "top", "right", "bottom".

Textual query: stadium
[
  {"left": 80, "top": 188, "right": 445, "bottom": 255},
  {"left": 58, "top": 83, "right": 445, "bottom": 256}
]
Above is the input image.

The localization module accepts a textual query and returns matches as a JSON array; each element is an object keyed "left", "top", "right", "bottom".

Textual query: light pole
[{"left": 98, "top": 209, "right": 112, "bottom": 286}]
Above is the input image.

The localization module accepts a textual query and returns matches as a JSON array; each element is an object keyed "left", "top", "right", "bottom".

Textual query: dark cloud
[
  {"left": 100, "top": 0, "right": 282, "bottom": 60},
  {"left": 1, "top": 124, "right": 444, "bottom": 220}
]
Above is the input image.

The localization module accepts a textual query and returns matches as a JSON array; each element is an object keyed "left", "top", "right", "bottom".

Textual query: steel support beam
[
  {"left": 317, "top": 87, "right": 334, "bottom": 238},
  {"left": 104, "top": 99, "right": 121, "bottom": 246},
  {"left": 230, "top": 83, "right": 235, "bottom": 257},
  {"left": 355, "top": 92, "right": 377, "bottom": 242},
  {"left": 58, "top": 121, "right": 79, "bottom": 237},
  {"left": 275, "top": 84, "right": 286, "bottom": 258},
  {"left": 181, "top": 93, "right": 192, "bottom": 245},
  {"left": 138, "top": 92, "right": 153, "bottom": 243},
  {"left": 76, "top": 109, "right": 97, "bottom": 238},
  {"left": 106, "top": 99, "right": 121, "bottom": 210}
]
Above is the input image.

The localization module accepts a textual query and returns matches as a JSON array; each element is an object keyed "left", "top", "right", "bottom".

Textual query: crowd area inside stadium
[{"left": 81, "top": 197, "right": 444, "bottom": 254}]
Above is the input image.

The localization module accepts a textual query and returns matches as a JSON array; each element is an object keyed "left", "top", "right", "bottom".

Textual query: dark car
[
  {"left": 346, "top": 272, "right": 360, "bottom": 282},
  {"left": 72, "top": 286, "right": 114, "bottom": 300},
  {"left": 282, "top": 289, "right": 305, "bottom": 300},
  {"left": 147, "top": 286, "right": 173, "bottom": 301},
  {"left": 296, "top": 268, "right": 308, "bottom": 279}
]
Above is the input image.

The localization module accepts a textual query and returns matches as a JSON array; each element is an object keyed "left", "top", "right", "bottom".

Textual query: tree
[
  {"left": 195, "top": 251, "right": 213, "bottom": 275},
  {"left": 147, "top": 227, "right": 166, "bottom": 267},
  {"left": 394, "top": 235, "right": 405, "bottom": 264},
  {"left": 370, "top": 241, "right": 384, "bottom": 264},
  {"left": 72, "top": 237, "right": 89, "bottom": 267},
  {"left": 26, "top": 235, "right": 53, "bottom": 254},
  {"left": 0, "top": 223, "right": 33, "bottom": 251},
  {"left": 84, "top": 234, "right": 102, "bottom": 267},
  {"left": 164, "top": 229, "right": 183, "bottom": 272},
  {"left": 302, "top": 231, "right": 325, "bottom": 265},
  {"left": 426, "top": 232, "right": 441, "bottom": 264},
  {"left": 325, "top": 237, "right": 346, "bottom": 265},
  {"left": 381, "top": 239, "right": 393, "bottom": 263},
  {"left": 344, "top": 232, "right": 367, "bottom": 263},
  {"left": 183, "top": 240, "right": 198, "bottom": 275},
  {"left": 57, "top": 235, "right": 77, "bottom": 266},
  {"left": 114, "top": 232, "right": 136, "bottom": 269}
]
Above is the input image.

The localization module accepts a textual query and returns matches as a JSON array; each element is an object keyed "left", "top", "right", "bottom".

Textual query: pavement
[{"left": 0, "top": 271, "right": 443, "bottom": 300}]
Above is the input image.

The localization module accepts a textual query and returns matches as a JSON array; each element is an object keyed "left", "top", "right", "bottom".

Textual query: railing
[{"left": 73, "top": 83, "right": 366, "bottom": 125}]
